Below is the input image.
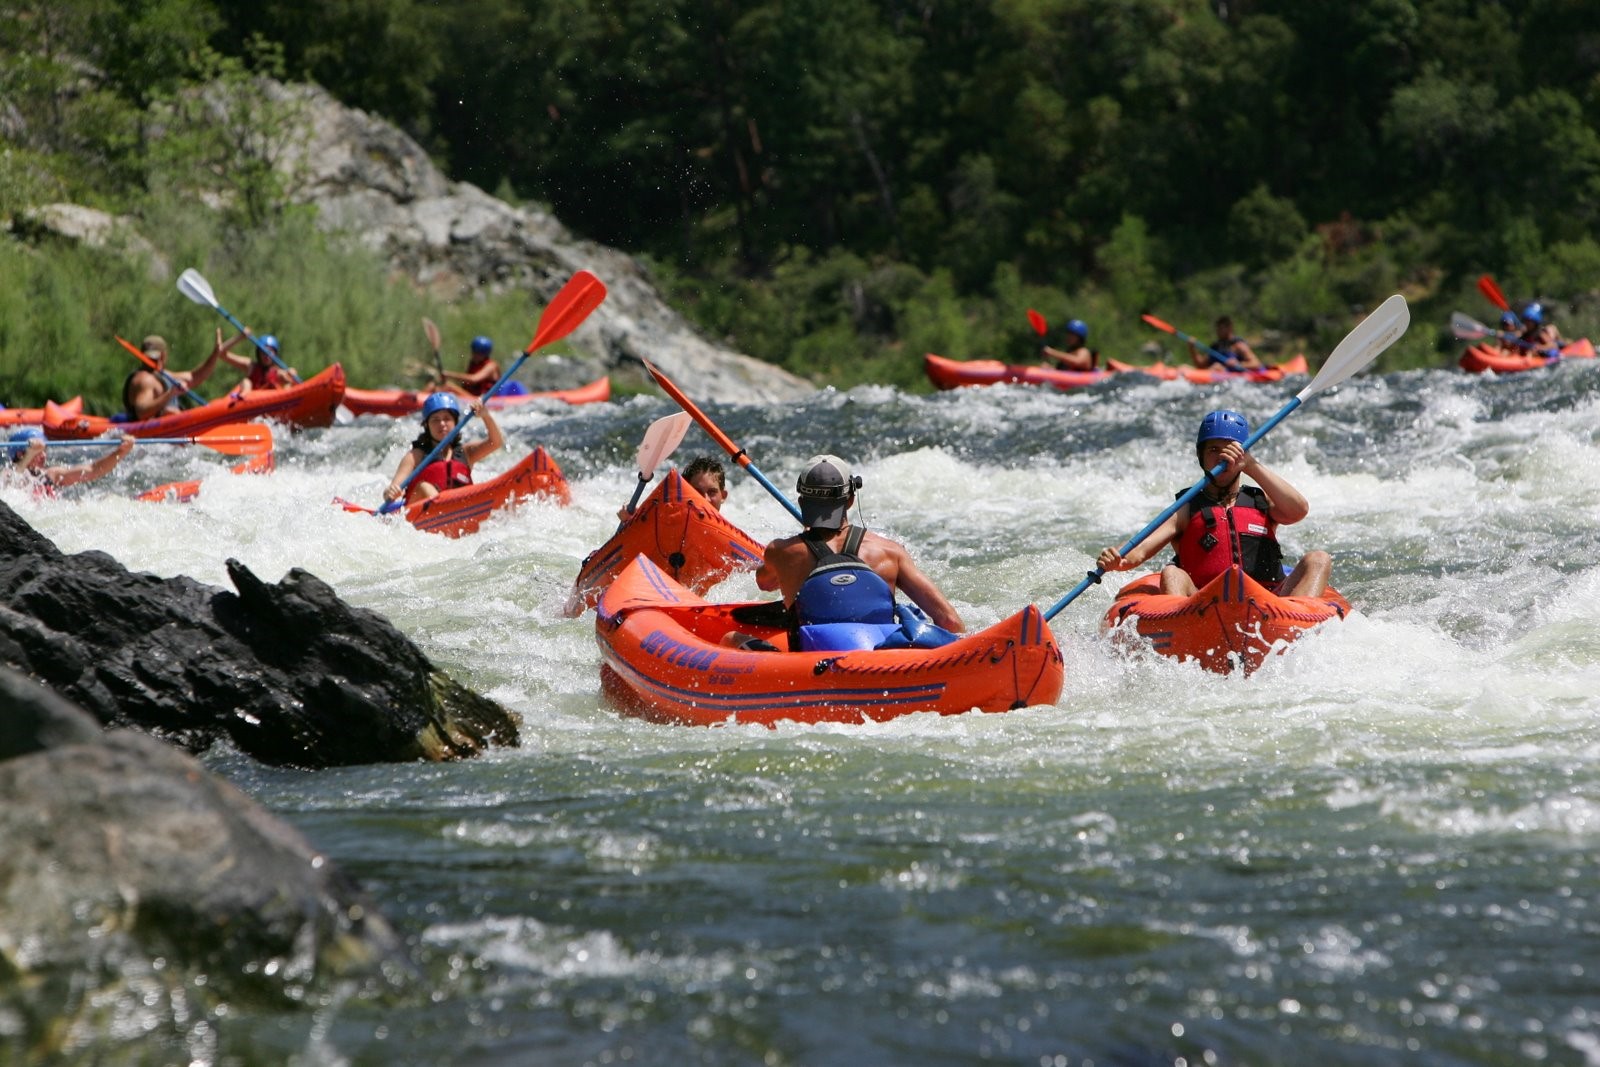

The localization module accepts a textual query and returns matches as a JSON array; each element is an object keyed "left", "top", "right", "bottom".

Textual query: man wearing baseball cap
[{"left": 122, "top": 329, "right": 238, "bottom": 420}]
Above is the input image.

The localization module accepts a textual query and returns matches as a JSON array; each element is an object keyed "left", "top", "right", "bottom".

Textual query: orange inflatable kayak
[
  {"left": 342, "top": 375, "right": 610, "bottom": 418},
  {"left": 1459, "top": 338, "right": 1594, "bottom": 373},
  {"left": 336, "top": 446, "right": 570, "bottom": 536},
  {"left": 923, "top": 352, "right": 1170, "bottom": 391},
  {"left": 1101, "top": 565, "right": 1350, "bottom": 674},
  {"left": 136, "top": 452, "right": 276, "bottom": 504},
  {"left": 567, "top": 468, "right": 763, "bottom": 615},
  {"left": 1175, "top": 354, "right": 1308, "bottom": 384},
  {"left": 43, "top": 365, "right": 347, "bottom": 439},
  {"left": 595, "top": 556, "right": 1064, "bottom": 726},
  {"left": 0, "top": 397, "right": 82, "bottom": 427}
]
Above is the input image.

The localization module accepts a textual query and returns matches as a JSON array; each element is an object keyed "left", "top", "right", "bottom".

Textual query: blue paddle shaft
[
  {"left": 1491, "top": 327, "right": 1562, "bottom": 359},
  {"left": 211, "top": 301, "right": 302, "bottom": 384},
  {"left": 1042, "top": 397, "right": 1304, "bottom": 621},
  {"left": 1172, "top": 326, "right": 1243, "bottom": 370},
  {"left": 746, "top": 462, "right": 804, "bottom": 524}
]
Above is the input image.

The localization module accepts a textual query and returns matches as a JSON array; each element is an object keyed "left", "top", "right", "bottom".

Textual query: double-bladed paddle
[
  {"left": 1450, "top": 311, "right": 1563, "bottom": 360},
  {"left": 1043, "top": 294, "right": 1411, "bottom": 621},
  {"left": 422, "top": 317, "right": 446, "bottom": 382},
  {"left": 176, "top": 268, "right": 302, "bottom": 385},
  {"left": 642, "top": 359, "right": 804, "bottom": 524},
  {"left": 1140, "top": 313, "right": 1245, "bottom": 371},
  {"left": 377, "top": 270, "right": 607, "bottom": 515},
  {"left": 39, "top": 422, "right": 273, "bottom": 457},
  {"left": 1478, "top": 274, "right": 1511, "bottom": 313}
]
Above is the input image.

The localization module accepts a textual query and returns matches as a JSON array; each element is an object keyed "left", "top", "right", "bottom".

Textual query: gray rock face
[
  {"left": 0, "top": 500, "right": 517, "bottom": 768},
  {"left": 271, "top": 79, "right": 813, "bottom": 403}
]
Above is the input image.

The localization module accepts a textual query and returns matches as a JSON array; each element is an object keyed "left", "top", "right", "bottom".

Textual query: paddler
[
  {"left": 1517, "top": 302, "right": 1564, "bottom": 354},
  {"left": 220, "top": 333, "right": 299, "bottom": 395},
  {"left": 122, "top": 330, "right": 236, "bottom": 420},
  {"left": 1040, "top": 318, "right": 1098, "bottom": 372},
  {"left": 1095, "top": 410, "right": 1331, "bottom": 598},
  {"left": 4, "top": 427, "right": 134, "bottom": 495},
  {"left": 381, "top": 392, "right": 503, "bottom": 505},
  {"left": 439, "top": 336, "right": 502, "bottom": 398},
  {"left": 682, "top": 456, "right": 728, "bottom": 511},
  {"left": 1190, "top": 316, "right": 1264, "bottom": 370}
]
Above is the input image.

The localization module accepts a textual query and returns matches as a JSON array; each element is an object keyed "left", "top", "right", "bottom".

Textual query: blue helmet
[
  {"left": 1197, "top": 409, "right": 1249, "bottom": 447},
  {"left": 1500, "top": 311, "right": 1520, "bottom": 329},
  {"left": 421, "top": 392, "right": 462, "bottom": 422},
  {"left": 7, "top": 426, "right": 45, "bottom": 461},
  {"left": 256, "top": 334, "right": 280, "bottom": 358},
  {"left": 1521, "top": 302, "right": 1544, "bottom": 325},
  {"left": 470, "top": 336, "right": 493, "bottom": 355},
  {"left": 1065, "top": 318, "right": 1089, "bottom": 341}
]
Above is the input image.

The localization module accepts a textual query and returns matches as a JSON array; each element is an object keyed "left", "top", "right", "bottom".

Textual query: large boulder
[
  {"left": 0, "top": 500, "right": 517, "bottom": 768},
  {"left": 0, "top": 668, "right": 407, "bottom": 1061}
]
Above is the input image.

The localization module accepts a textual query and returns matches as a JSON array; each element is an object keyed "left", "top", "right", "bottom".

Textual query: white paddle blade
[
  {"left": 422, "top": 317, "right": 442, "bottom": 351},
  {"left": 176, "top": 268, "right": 218, "bottom": 308},
  {"left": 636, "top": 412, "right": 692, "bottom": 479},
  {"left": 1450, "top": 311, "right": 1490, "bottom": 340},
  {"left": 1298, "top": 293, "right": 1409, "bottom": 401}
]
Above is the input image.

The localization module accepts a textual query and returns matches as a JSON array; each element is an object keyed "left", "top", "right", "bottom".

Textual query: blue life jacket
[{"left": 794, "top": 526, "right": 899, "bottom": 652}]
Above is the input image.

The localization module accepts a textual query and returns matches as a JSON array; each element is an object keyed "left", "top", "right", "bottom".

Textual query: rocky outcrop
[
  {"left": 276, "top": 80, "right": 812, "bottom": 403},
  {"left": 0, "top": 668, "right": 406, "bottom": 1059},
  {"left": 0, "top": 500, "right": 517, "bottom": 768}
]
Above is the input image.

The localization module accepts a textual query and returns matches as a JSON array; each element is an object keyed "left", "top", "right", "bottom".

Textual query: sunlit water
[{"left": 11, "top": 361, "right": 1600, "bottom": 1066}]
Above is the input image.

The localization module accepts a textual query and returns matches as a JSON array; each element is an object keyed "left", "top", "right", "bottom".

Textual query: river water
[{"left": 13, "top": 359, "right": 1600, "bottom": 1066}]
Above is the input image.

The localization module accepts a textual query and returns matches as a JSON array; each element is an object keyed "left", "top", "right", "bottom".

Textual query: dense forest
[{"left": 3, "top": 0, "right": 1600, "bottom": 400}]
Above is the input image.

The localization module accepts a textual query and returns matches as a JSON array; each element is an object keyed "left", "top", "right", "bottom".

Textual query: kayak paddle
[
  {"left": 1477, "top": 274, "right": 1511, "bottom": 313},
  {"left": 422, "top": 317, "right": 446, "bottom": 382},
  {"left": 115, "top": 335, "right": 208, "bottom": 407},
  {"left": 176, "top": 268, "right": 302, "bottom": 384},
  {"left": 1139, "top": 313, "right": 1245, "bottom": 371},
  {"left": 642, "top": 359, "right": 803, "bottom": 524},
  {"left": 1027, "top": 309, "right": 1048, "bottom": 337},
  {"left": 40, "top": 422, "right": 274, "bottom": 457},
  {"left": 620, "top": 412, "right": 692, "bottom": 521},
  {"left": 1450, "top": 312, "right": 1563, "bottom": 360},
  {"left": 378, "top": 269, "right": 607, "bottom": 515},
  {"left": 1044, "top": 293, "right": 1410, "bottom": 622}
]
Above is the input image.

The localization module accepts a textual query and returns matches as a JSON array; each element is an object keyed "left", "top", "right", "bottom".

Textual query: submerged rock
[{"left": 0, "top": 500, "right": 517, "bottom": 767}]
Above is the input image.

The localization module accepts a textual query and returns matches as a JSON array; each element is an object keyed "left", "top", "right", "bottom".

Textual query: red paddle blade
[
  {"left": 1026, "top": 309, "right": 1048, "bottom": 336},
  {"left": 116, "top": 334, "right": 159, "bottom": 369},
  {"left": 525, "top": 270, "right": 607, "bottom": 353},
  {"left": 1140, "top": 313, "right": 1177, "bottom": 334},
  {"left": 1477, "top": 274, "right": 1510, "bottom": 311},
  {"left": 195, "top": 423, "right": 273, "bottom": 456}
]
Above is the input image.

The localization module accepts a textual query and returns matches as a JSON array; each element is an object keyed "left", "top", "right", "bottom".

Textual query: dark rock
[
  {"left": 0, "top": 667, "right": 103, "bottom": 761},
  {"left": 0, "top": 501, "right": 517, "bottom": 767}
]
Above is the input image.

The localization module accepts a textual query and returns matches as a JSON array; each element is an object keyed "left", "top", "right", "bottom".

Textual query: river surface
[{"left": 12, "top": 358, "right": 1600, "bottom": 1066}]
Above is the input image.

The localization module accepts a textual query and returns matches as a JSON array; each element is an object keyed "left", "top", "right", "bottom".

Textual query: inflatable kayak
[
  {"left": 42, "top": 364, "right": 347, "bottom": 439},
  {"left": 1175, "top": 354, "right": 1309, "bottom": 384},
  {"left": 342, "top": 376, "right": 610, "bottom": 418},
  {"left": 1102, "top": 565, "right": 1350, "bottom": 675},
  {"left": 566, "top": 467, "right": 763, "bottom": 616},
  {"left": 595, "top": 556, "right": 1064, "bottom": 726},
  {"left": 1459, "top": 338, "right": 1595, "bottom": 373},
  {"left": 924, "top": 352, "right": 1171, "bottom": 392},
  {"left": 336, "top": 446, "right": 570, "bottom": 537},
  {"left": 0, "top": 397, "right": 82, "bottom": 427},
  {"left": 136, "top": 451, "right": 276, "bottom": 504}
]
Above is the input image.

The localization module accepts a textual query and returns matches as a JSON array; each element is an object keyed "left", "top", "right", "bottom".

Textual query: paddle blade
[
  {"left": 525, "top": 270, "right": 607, "bottom": 353},
  {"left": 194, "top": 423, "right": 274, "bottom": 456},
  {"left": 1477, "top": 274, "right": 1510, "bottom": 312},
  {"left": 1140, "top": 313, "right": 1177, "bottom": 335},
  {"left": 1450, "top": 312, "right": 1490, "bottom": 340},
  {"left": 1027, "top": 309, "right": 1048, "bottom": 336},
  {"left": 637, "top": 411, "right": 692, "bottom": 479},
  {"left": 422, "top": 317, "right": 441, "bottom": 352},
  {"left": 1298, "top": 294, "right": 1408, "bottom": 401},
  {"left": 116, "top": 334, "right": 158, "bottom": 369},
  {"left": 176, "top": 268, "right": 219, "bottom": 308}
]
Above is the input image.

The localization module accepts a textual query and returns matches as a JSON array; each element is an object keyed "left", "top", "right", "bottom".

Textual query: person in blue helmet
[
  {"left": 382, "top": 391, "right": 503, "bottom": 505},
  {"left": 1041, "top": 318, "right": 1098, "bottom": 372},
  {"left": 438, "top": 335, "right": 502, "bottom": 398},
  {"left": 4, "top": 427, "right": 134, "bottom": 495},
  {"left": 753, "top": 455, "right": 965, "bottom": 651},
  {"left": 1190, "top": 316, "right": 1264, "bottom": 371},
  {"left": 220, "top": 332, "right": 299, "bottom": 395},
  {"left": 1517, "top": 302, "right": 1564, "bottom": 355},
  {"left": 1096, "top": 410, "right": 1331, "bottom": 598}
]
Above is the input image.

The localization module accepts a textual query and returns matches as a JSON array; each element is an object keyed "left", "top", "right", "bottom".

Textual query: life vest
[
  {"left": 248, "top": 361, "right": 286, "bottom": 390},
  {"left": 1173, "top": 484, "right": 1284, "bottom": 588},
  {"left": 1206, "top": 339, "right": 1245, "bottom": 367},
  {"left": 793, "top": 526, "right": 899, "bottom": 652},
  {"left": 463, "top": 358, "right": 500, "bottom": 397},
  {"left": 411, "top": 453, "right": 473, "bottom": 496}
]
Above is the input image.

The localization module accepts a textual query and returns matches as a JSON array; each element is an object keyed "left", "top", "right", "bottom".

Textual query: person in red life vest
[
  {"left": 4, "top": 427, "right": 134, "bottom": 495},
  {"left": 438, "top": 336, "right": 502, "bottom": 398},
  {"left": 1041, "top": 318, "right": 1098, "bottom": 372},
  {"left": 752, "top": 454, "right": 966, "bottom": 651},
  {"left": 122, "top": 330, "right": 237, "bottom": 420},
  {"left": 1095, "top": 410, "right": 1331, "bottom": 598},
  {"left": 1190, "top": 316, "right": 1264, "bottom": 371},
  {"left": 220, "top": 334, "right": 299, "bottom": 396},
  {"left": 381, "top": 392, "right": 503, "bottom": 506}
]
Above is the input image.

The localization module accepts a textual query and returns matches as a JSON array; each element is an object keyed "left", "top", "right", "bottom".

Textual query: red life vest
[
  {"left": 248, "top": 362, "right": 287, "bottom": 390},
  {"left": 1173, "top": 484, "right": 1284, "bottom": 588},
  {"left": 463, "top": 357, "right": 500, "bottom": 397},
  {"left": 412, "top": 455, "right": 473, "bottom": 496}
]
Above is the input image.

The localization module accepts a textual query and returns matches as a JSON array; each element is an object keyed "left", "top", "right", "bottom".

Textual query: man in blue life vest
[
  {"left": 1095, "top": 410, "right": 1331, "bottom": 598},
  {"left": 1190, "top": 316, "right": 1264, "bottom": 371},
  {"left": 756, "top": 455, "right": 966, "bottom": 651}
]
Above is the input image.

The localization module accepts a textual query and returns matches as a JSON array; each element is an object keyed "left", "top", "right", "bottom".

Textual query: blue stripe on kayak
[
  {"left": 411, "top": 499, "right": 497, "bottom": 531},
  {"left": 728, "top": 541, "right": 762, "bottom": 563}
]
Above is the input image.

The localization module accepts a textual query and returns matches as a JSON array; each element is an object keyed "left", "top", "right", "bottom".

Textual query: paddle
[
  {"left": 176, "top": 268, "right": 303, "bottom": 384},
  {"left": 1450, "top": 312, "right": 1563, "bottom": 360},
  {"left": 115, "top": 335, "right": 209, "bottom": 407},
  {"left": 642, "top": 359, "right": 804, "bottom": 524},
  {"left": 377, "top": 269, "right": 607, "bottom": 514},
  {"left": 1043, "top": 293, "right": 1410, "bottom": 622},
  {"left": 1027, "top": 309, "right": 1048, "bottom": 337},
  {"left": 40, "top": 423, "right": 273, "bottom": 457},
  {"left": 422, "top": 317, "right": 446, "bottom": 382},
  {"left": 1477, "top": 274, "right": 1511, "bottom": 313},
  {"left": 620, "top": 412, "right": 692, "bottom": 521},
  {"left": 1140, "top": 313, "right": 1244, "bottom": 371}
]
